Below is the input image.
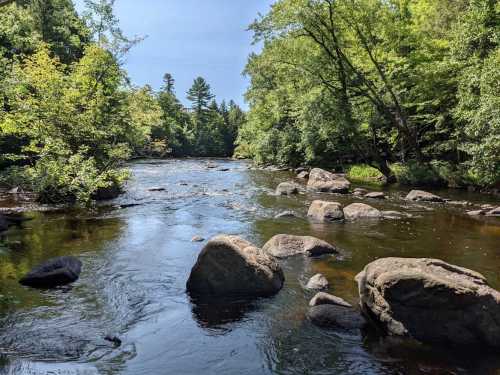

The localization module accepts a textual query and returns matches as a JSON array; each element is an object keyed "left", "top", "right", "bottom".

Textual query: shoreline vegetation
[{"left": 1, "top": 0, "right": 499, "bottom": 206}]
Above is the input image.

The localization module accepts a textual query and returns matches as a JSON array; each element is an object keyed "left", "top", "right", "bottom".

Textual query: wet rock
[
  {"left": 262, "top": 234, "right": 337, "bottom": 258},
  {"left": 218, "top": 168, "right": 230, "bottom": 172},
  {"left": 295, "top": 167, "right": 309, "bottom": 173},
  {"left": 406, "top": 190, "right": 444, "bottom": 202},
  {"left": 119, "top": 203, "right": 142, "bottom": 209},
  {"left": 343, "top": 203, "right": 382, "bottom": 220},
  {"left": 297, "top": 171, "right": 309, "bottom": 179},
  {"left": 356, "top": 257, "right": 500, "bottom": 348},
  {"left": 191, "top": 236, "right": 205, "bottom": 242},
  {"left": 447, "top": 200, "right": 470, "bottom": 206},
  {"left": 206, "top": 162, "right": 218, "bottom": 169},
  {"left": 306, "top": 273, "right": 329, "bottom": 290},
  {"left": 381, "top": 211, "right": 409, "bottom": 219},
  {"left": 486, "top": 207, "right": 500, "bottom": 217},
  {"left": 365, "top": 192, "right": 386, "bottom": 199},
  {"left": 19, "top": 256, "right": 82, "bottom": 288},
  {"left": 307, "top": 168, "right": 351, "bottom": 193},
  {"left": 274, "top": 211, "right": 297, "bottom": 219},
  {"left": 186, "top": 235, "right": 284, "bottom": 298},
  {"left": 307, "top": 200, "right": 344, "bottom": 222},
  {"left": 467, "top": 210, "right": 486, "bottom": 216},
  {"left": 276, "top": 182, "right": 300, "bottom": 196},
  {"left": 309, "top": 292, "right": 352, "bottom": 308},
  {"left": 307, "top": 305, "right": 365, "bottom": 331},
  {"left": 481, "top": 204, "right": 495, "bottom": 210},
  {"left": 148, "top": 187, "right": 166, "bottom": 192},
  {"left": 104, "top": 334, "right": 122, "bottom": 347},
  {"left": 353, "top": 188, "right": 368, "bottom": 197}
]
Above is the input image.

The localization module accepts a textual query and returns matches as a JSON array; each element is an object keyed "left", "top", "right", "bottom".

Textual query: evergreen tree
[{"left": 186, "top": 77, "right": 215, "bottom": 114}]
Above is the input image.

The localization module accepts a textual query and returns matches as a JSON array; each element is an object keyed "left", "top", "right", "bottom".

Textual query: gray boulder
[
  {"left": 276, "top": 182, "right": 300, "bottom": 196},
  {"left": 406, "top": 190, "right": 444, "bottom": 202},
  {"left": 262, "top": 234, "right": 337, "bottom": 258},
  {"left": 309, "top": 292, "right": 352, "bottom": 308},
  {"left": 307, "top": 168, "right": 351, "bottom": 193},
  {"left": 186, "top": 235, "right": 284, "bottom": 298},
  {"left": 356, "top": 257, "right": 500, "bottom": 348},
  {"left": 306, "top": 273, "right": 329, "bottom": 290},
  {"left": 307, "top": 200, "right": 344, "bottom": 222},
  {"left": 19, "top": 256, "right": 82, "bottom": 288},
  {"left": 307, "top": 305, "right": 365, "bottom": 331},
  {"left": 343, "top": 203, "right": 382, "bottom": 220}
]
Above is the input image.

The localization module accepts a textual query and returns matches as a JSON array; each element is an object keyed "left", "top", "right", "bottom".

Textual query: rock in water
[
  {"left": 19, "top": 256, "right": 82, "bottom": 288},
  {"left": 297, "top": 171, "right": 309, "bottom": 179},
  {"left": 186, "top": 235, "right": 284, "bottom": 298},
  {"left": 309, "top": 292, "right": 352, "bottom": 308},
  {"left": 307, "top": 305, "right": 365, "bottom": 331},
  {"left": 343, "top": 203, "right": 382, "bottom": 220},
  {"left": 406, "top": 190, "right": 444, "bottom": 202},
  {"left": 307, "top": 200, "right": 344, "bottom": 222},
  {"left": 306, "top": 273, "right": 329, "bottom": 290},
  {"left": 365, "top": 192, "right": 386, "bottom": 199},
  {"left": 307, "top": 168, "right": 351, "bottom": 193},
  {"left": 353, "top": 188, "right": 368, "bottom": 196},
  {"left": 275, "top": 182, "right": 300, "bottom": 196},
  {"left": 486, "top": 207, "right": 500, "bottom": 217},
  {"left": 274, "top": 211, "right": 297, "bottom": 219},
  {"left": 262, "top": 234, "right": 337, "bottom": 258},
  {"left": 356, "top": 257, "right": 500, "bottom": 348}
]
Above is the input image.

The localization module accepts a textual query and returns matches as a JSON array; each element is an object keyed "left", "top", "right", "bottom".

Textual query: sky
[{"left": 74, "top": 0, "right": 275, "bottom": 108}]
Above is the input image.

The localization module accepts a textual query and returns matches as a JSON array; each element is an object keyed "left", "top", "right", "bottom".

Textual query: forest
[{"left": 0, "top": 0, "right": 499, "bottom": 205}]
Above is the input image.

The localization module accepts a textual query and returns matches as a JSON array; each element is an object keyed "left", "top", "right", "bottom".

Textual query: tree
[
  {"left": 187, "top": 77, "right": 215, "bottom": 115},
  {"left": 162, "top": 73, "right": 175, "bottom": 94}
]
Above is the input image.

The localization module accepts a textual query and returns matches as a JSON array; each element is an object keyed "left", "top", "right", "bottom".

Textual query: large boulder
[
  {"left": 343, "top": 203, "right": 382, "bottom": 220},
  {"left": 19, "top": 256, "right": 82, "bottom": 288},
  {"left": 356, "top": 257, "right": 500, "bottom": 348},
  {"left": 406, "top": 190, "right": 444, "bottom": 202},
  {"left": 262, "top": 234, "right": 337, "bottom": 258},
  {"left": 186, "top": 235, "right": 284, "bottom": 298},
  {"left": 275, "top": 182, "right": 300, "bottom": 196},
  {"left": 307, "top": 305, "right": 366, "bottom": 331},
  {"left": 307, "top": 168, "right": 351, "bottom": 193},
  {"left": 307, "top": 200, "right": 344, "bottom": 222}
]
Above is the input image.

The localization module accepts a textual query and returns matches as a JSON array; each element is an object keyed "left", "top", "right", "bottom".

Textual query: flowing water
[{"left": 0, "top": 158, "right": 499, "bottom": 375}]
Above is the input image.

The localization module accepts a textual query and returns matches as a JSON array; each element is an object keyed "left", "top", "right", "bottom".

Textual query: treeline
[
  {"left": 237, "top": 0, "right": 499, "bottom": 188},
  {"left": 0, "top": 0, "right": 244, "bottom": 204}
]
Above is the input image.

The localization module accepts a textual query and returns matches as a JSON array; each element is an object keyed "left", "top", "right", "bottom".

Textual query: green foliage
[{"left": 347, "top": 165, "right": 384, "bottom": 185}]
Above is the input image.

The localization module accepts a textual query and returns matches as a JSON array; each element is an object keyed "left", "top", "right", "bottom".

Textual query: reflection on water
[{"left": 0, "top": 158, "right": 499, "bottom": 374}]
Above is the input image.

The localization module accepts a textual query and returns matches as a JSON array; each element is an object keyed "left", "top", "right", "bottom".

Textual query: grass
[{"left": 346, "top": 164, "right": 385, "bottom": 185}]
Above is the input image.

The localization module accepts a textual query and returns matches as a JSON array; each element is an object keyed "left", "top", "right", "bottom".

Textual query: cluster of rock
[{"left": 307, "top": 200, "right": 401, "bottom": 221}]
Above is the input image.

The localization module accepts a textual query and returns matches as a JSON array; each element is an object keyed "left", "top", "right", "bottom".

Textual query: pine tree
[{"left": 186, "top": 77, "right": 214, "bottom": 114}]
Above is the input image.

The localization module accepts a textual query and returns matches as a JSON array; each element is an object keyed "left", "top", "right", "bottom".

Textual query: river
[{"left": 0, "top": 158, "right": 499, "bottom": 375}]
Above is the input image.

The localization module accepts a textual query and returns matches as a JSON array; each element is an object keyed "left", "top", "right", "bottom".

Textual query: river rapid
[{"left": 0, "top": 158, "right": 499, "bottom": 375}]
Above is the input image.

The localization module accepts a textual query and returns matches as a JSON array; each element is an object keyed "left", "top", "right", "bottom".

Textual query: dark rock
[
  {"left": 307, "top": 200, "right": 344, "bottom": 222},
  {"left": 186, "top": 235, "right": 284, "bottom": 298},
  {"left": 93, "top": 184, "right": 122, "bottom": 201},
  {"left": 19, "top": 256, "right": 82, "bottom": 288},
  {"left": 262, "top": 234, "right": 337, "bottom": 258},
  {"left": 406, "top": 190, "right": 444, "bottom": 202},
  {"left": 119, "top": 203, "right": 142, "bottom": 209},
  {"left": 306, "top": 273, "right": 329, "bottom": 290},
  {"left": 307, "top": 168, "right": 351, "bottom": 193},
  {"left": 307, "top": 305, "right": 366, "bottom": 331},
  {"left": 365, "top": 192, "right": 386, "bottom": 199},
  {"left": 275, "top": 182, "right": 300, "bottom": 196},
  {"left": 148, "top": 187, "right": 166, "bottom": 192},
  {"left": 309, "top": 292, "right": 352, "bottom": 308},
  {"left": 191, "top": 236, "right": 205, "bottom": 242},
  {"left": 218, "top": 168, "right": 230, "bottom": 172},
  {"left": 343, "top": 203, "right": 382, "bottom": 220},
  {"left": 104, "top": 335, "right": 122, "bottom": 347},
  {"left": 356, "top": 257, "right": 500, "bottom": 348}
]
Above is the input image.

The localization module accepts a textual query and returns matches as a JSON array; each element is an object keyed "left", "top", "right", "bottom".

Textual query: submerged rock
[
  {"left": 274, "top": 211, "right": 297, "bottom": 219},
  {"left": 356, "top": 257, "right": 500, "bottom": 348},
  {"left": 406, "top": 190, "right": 444, "bottom": 202},
  {"left": 307, "top": 200, "right": 344, "bottom": 222},
  {"left": 307, "top": 168, "right": 351, "bottom": 193},
  {"left": 186, "top": 235, "right": 284, "bottom": 298},
  {"left": 262, "top": 234, "right": 337, "bottom": 258},
  {"left": 365, "top": 192, "right": 386, "bottom": 199},
  {"left": 104, "top": 334, "right": 122, "bottom": 347},
  {"left": 343, "top": 203, "right": 382, "bottom": 220},
  {"left": 191, "top": 236, "right": 205, "bottom": 242},
  {"left": 19, "top": 256, "right": 82, "bottom": 288},
  {"left": 309, "top": 292, "right": 352, "bottom": 308},
  {"left": 148, "top": 187, "right": 166, "bottom": 192},
  {"left": 307, "top": 305, "right": 365, "bottom": 331},
  {"left": 306, "top": 273, "right": 329, "bottom": 290},
  {"left": 275, "top": 182, "right": 300, "bottom": 196}
]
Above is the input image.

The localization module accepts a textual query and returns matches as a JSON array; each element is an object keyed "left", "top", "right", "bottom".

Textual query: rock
[
  {"left": 19, "top": 256, "right": 82, "bottom": 288},
  {"left": 7, "top": 187, "right": 22, "bottom": 194},
  {"left": 448, "top": 200, "right": 470, "bottom": 206},
  {"left": 343, "top": 203, "right": 382, "bottom": 220},
  {"left": 218, "top": 168, "right": 230, "bottom": 172},
  {"left": 206, "top": 162, "right": 218, "bottom": 169},
  {"left": 148, "top": 187, "right": 166, "bottom": 192},
  {"left": 309, "top": 292, "right": 352, "bottom": 308},
  {"left": 306, "top": 273, "right": 329, "bottom": 290},
  {"left": 307, "top": 168, "right": 351, "bottom": 193},
  {"left": 297, "top": 171, "right": 309, "bottom": 179},
  {"left": 406, "top": 190, "right": 444, "bottom": 202},
  {"left": 93, "top": 183, "right": 122, "bottom": 200},
  {"left": 365, "top": 192, "right": 386, "bottom": 199},
  {"left": 381, "top": 210, "right": 409, "bottom": 219},
  {"left": 307, "top": 305, "right": 365, "bottom": 331},
  {"left": 467, "top": 210, "right": 485, "bottom": 216},
  {"left": 295, "top": 167, "right": 308, "bottom": 173},
  {"left": 274, "top": 211, "right": 297, "bottom": 219},
  {"left": 356, "top": 257, "right": 500, "bottom": 348},
  {"left": 481, "top": 204, "right": 495, "bottom": 210},
  {"left": 262, "top": 234, "right": 337, "bottom": 258},
  {"left": 191, "top": 236, "right": 205, "bottom": 242},
  {"left": 276, "top": 182, "right": 300, "bottom": 196},
  {"left": 104, "top": 335, "right": 122, "bottom": 347},
  {"left": 307, "top": 200, "right": 344, "bottom": 222},
  {"left": 186, "top": 235, "right": 284, "bottom": 298},
  {"left": 486, "top": 207, "right": 500, "bottom": 217},
  {"left": 353, "top": 188, "right": 368, "bottom": 196},
  {"left": 119, "top": 203, "right": 142, "bottom": 209}
]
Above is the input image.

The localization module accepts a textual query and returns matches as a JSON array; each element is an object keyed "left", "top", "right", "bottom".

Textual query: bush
[
  {"left": 390, "top": 161, "right": 450, "bottom": 187},
  {"left": 346, "top": 164, "right": 385, "bottom": 184}
]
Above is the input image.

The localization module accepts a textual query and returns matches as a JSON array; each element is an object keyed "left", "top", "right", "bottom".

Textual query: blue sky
[{"left": 74, "top": 0, "right": 274, "bottom": 108}]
